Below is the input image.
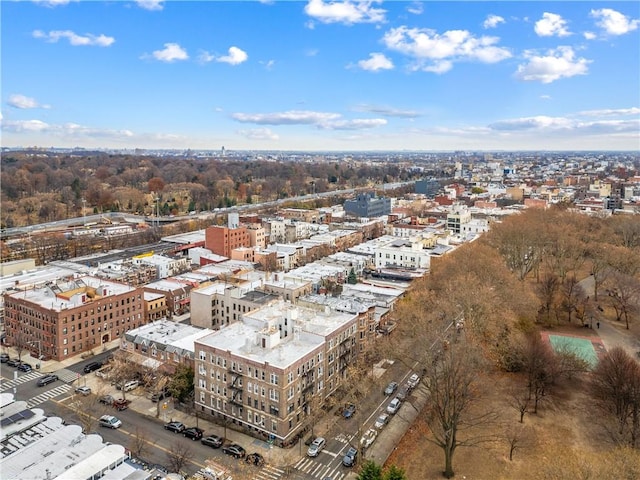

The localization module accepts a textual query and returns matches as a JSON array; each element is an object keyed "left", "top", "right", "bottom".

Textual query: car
[
  {"left": 407, "top": 373, "right": 420, "bottom": 389},
  {"left": 164, "top": 421, "right": 185, "bottom": 433},
  {"left": 222, "top": 444, "right": 246, "bottom": 458},
  {"left": 151, "top": 388, "right": 171, "bottom": 402},
  {"left": 117, "top": 380, "right": 139, "bottom": 392},
  {"left": 386, "top": 397, "right": 401, "bottom": 415},
  {"left": 374, "top": 413, "right": 389, "bottom": 429},
  {"left": 396, "top": 384, "right": 410, "bottom": 401},
  {"left": 99, "top": 415, "right": 122, "bottom": 429},
  {"left": 384, "top": 381, "right": 398, "bottom": 395},
  {"left": 307, "top": 437, "right": 326, "bottom": 457},
  {"left": 183, "top": 427, "right": 204, "bottom": 440},
  {"left": 112, "top": 398, "right": 130, "bottom": 411},
  {"left": 83, "top": 361, "right": 103, "bottom": 373},
  {"left": 7, "top": 358, "right": 20, "bottom": 367},
  {"left": 17, "top": 363, "right": 32, "bottom": 372},
  {"left": 0, "top": 353, "right": 9, "bottom": 363},
  {"left": 201, "top": 435, "right": 224, "bottom": 448},
  {"left": 37, "top": 374, "right": 59, "bottom": 387},
  {"left": 245, "top": 452, "right": 265, "bottom": 466},
  {"left": 360, "top": 428, "right": 378, "bottom": 449},
  {"left": 75, "top": 386, "right": 92, "bottom": 395},
  {"left": 342, "top": 446, "right": 358, "bottom": 467},
  {"left": 99, "top": 394, "right": 114, "bottom": 405},
  {"left": 342, "top": 403, "right": 356, "bottom": 419}
]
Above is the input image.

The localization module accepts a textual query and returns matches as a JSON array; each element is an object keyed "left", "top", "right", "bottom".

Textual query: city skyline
[{"left": 1, "top": 0, "right": 639, "bottom": 151}]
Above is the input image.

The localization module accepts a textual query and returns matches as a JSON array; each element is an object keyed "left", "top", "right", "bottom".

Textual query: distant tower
[
  {"left": 228, "top": 212, "right": 239, "bottom": 229},
  {"left": 221, "top": 146, "right": 226, "bottom": 157}
]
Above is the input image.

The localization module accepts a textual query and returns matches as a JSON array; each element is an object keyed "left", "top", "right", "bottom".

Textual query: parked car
[
  {"left": 7, "top": 358, "right": 20, "bottom": 367},
  {"left": 201, "top": 435, "right": 224, "bottom": 448},
  {"left": 151, "top": 388, "right": 171, "bottom": 402},
  {"left": 117, "top": 380, "right": 139, "bottom": 392},
  {"left": 307, "top": 437, "right": 326, "bottom": 457},
  {"left": 222, "top": 444, "right": 246, "bottom": 458},
  {"left": 17, "top": 363, "right": 32, "bottom": 372},
  {"left": 99, "top": 415, "right": 122, "bottom": 429},
  {"left": 360, "top": 428, "right": 378, "bottom": 449},
  {"left": 75, "top": 386, "right": 92, "bottom": 395},
  {"left": 112, "top": 398, "right": 130, "bottom": 411},
  {"left": 374, "top": 413, "right": 389, "bottom": 429},
  {"left": 386, "top": 397, "right": 401, "bottom": 415},
  {"left": 407, "top": 373, "right": 420, "bottom": 389},
  {"left": 0, "top": 353, "right": 10, "bottom": 363},
  {"left": 342, "top": 403, "right": 356, "bottom": 419},
  {"left": 164, "top": 421, "right": 185, "bottom": 433},
  {"left": 245, "top": 452, "right": 265, "bottom": 466},
  {"left": 83, "top": 361, "right": 103, "bottom": 373},
  {"left": 396, "top": 384, "right": 410, "bottom": 401},
  {"left": 37, "top": 374, "right": 58, "bottom": 387},
  {"left": 342, "top": 446, "right": 358, "bottom": 467},
  {"left": 384, "top": 381, "right": 398, "bottom": 395},
  {"left": 183, "top": 427, "right": 204, "bottom": 440},
  {"left": 99, "top": 394, "right": 114, "bottom": 405}
]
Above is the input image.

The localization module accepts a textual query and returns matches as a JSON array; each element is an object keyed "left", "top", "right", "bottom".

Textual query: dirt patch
[{"left": 385, "top": 370, "right": 604, "bottom": 480}]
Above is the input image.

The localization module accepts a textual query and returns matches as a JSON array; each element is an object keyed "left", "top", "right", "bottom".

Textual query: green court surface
[{"left": 549, "top": 335, "right": 599, "bottom": 368}]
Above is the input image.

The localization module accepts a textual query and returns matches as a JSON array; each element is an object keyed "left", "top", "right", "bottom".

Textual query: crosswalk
[
  {"left": 252, "top": 464, "right": 286, "bottom": 480},
  {"left": 294, "top": 457, "right": 347, "bottom": 480},
  {"left": 27, "top": 384, "right": 72, "bottom": 408},
  {"left": 0, "top": 371, "right": 42, "bottom": 391},
  {"left": 56, "top": 368, "right": 82, "bottom": 383}
]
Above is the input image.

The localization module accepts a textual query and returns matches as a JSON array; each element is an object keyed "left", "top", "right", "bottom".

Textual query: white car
[
  {"left": 360, "top": 428, "right": 378, "bottom": 449},
  {"left": 307, "top": 437, "right": 326, "bottom": 457},
  {"left": 407, "top": 373, "right": 420, "bottom": 389},
  {"left": 75, "top": 386, "right": 92, "bottom": 396},
  {"left": 99, "top": 415, "right": 122, "bottom": 429},
  {"left": 386, "top": 397, "right": 401, "bottom": 415},
  {"left": 374, "top": 413, "right": 389, "bottom": 429}
]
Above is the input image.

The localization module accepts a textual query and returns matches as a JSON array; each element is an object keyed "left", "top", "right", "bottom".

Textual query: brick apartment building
[
  {"left": 205, "top": 225, "right": 250, "bottom": 257},
  {"left": 3, "top": 276, "right": 144, "bottom": 361}
]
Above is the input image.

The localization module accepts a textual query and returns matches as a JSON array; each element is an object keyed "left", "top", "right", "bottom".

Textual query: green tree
[
  {"left": 348, "top": 268, "right": 358, "bottom": 284},
  {"left": 383, "top": 465, "right": 408, "bottom": 480},
  {"left": 169, "top": 364, "right": 194, "bottom": 402},
  {"left": 357, "top": 460, "right": 382, "bottom": 480}
]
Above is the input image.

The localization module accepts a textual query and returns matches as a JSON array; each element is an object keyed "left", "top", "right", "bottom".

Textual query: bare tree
[
  {"left": 536, "top": 273, "right": 560, "bottom": 325},
  {"left": 166, "top": 441, "right": 193, "bottom": 474},
  {"left": 422, "top": 343, "right": 496, "bottom": 478},
  {"left": 590, "top": 347, "right": 640, "bottom": 448},
  {"left": 509, "top": 389, "right": 531, "bottom": 424},
  {"left": 129, "top": 426, "right": 151, "bottom": 459},
  {"left": 605, "top": 272, "right": 640, "bottom": 330},
  {"left": 72, "top": 394, "right": 100, "bottom": 433},
  {"left": 522, "top": 334, "right": 556, "bottom": 414},
  {"left": 504, "top": 423, "right": 533, "bottom": 461}
]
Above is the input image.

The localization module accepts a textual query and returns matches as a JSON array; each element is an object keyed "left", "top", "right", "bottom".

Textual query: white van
[
  {"left": 121, "top": 380, "right": 139, "bottom": 392},
  {"left": 386, "top": 397, "right": 401, "bottom": 415}
]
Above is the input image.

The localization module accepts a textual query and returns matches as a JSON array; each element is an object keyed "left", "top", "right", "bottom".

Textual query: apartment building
[
  {"left": 205, "top": 225, "right": 250, "bottom": 258},
  {"left": 193, "top": 300, "right": 358, "bottom": 446},
  {"left": 143, "top": 279, "right": 191, "bottom": 318},
  {"left": 143, "top": 291, "right": 167, "bottom": 323},
  {"left": 3, "top": 276, "right": 144, "bottom": 361},
  {"left": 343, "top": 192, "right": 391, "bottom": 218}
]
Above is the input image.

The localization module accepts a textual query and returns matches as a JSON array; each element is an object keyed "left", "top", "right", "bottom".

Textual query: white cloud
[
  {"left": 382, "top": 26, "right": 511, "bottom": 73},
  {"left": 483, "top": 14, "right": 505, "bottom": 29},
  {"left": 356, "top": 53, "right": 394, "bottom": 71},
  {"left": 583, "top": 31, "right": 597, "bottom": 40},
  {"left": 135, "top": 0, "right": 164, "bottom": 11},
  {"left": 2, "top": 119, "right": 51, "bottom": 132},
  {"left": 7, "top": 94, "right": 50, "bottom": 109},
  {"left": 231, "top": 110, "right": 341, "bottom": 125},
  {"left": 574, "top": 107, "right": 640, "bottom": 117},
  {"left": 261, "top": 60, "right": 275, "bottom": 70},
  {"left": 305, "top": 49, "right": 319, "bottom": 57},
  {"left": 321, "top": 118, "right": 387, "bottom": 130},
  {"left": 540, "top": 95, "right": 552, "bottom": 100},
  {"left": 198, "top": 51, "right": 215, "bottom": 64},
  {"left": 407, "top": 2, "right": 423, "bottom": 15},
  {"left": 217, "top": 46, "right": 248, "bottom": 65},
  {"left": 304, "top": 0, "right": 386, "bottom": 25},
  {"left": 32, "top": 0, "right": 77, "bottom": 7},
  {"left": 353, "top": 104, "right": 421, "bottom": 118},
  {"left": 237, "top": 128, "right": 279, "bottom": 141},
  {"left": 32, "top": 29, "right": 115, "bottom": 47},
  {"left": 534, "top": 12, "right": 571, "bottom": 37},
  {"left": 489, "top": 116, "right": 573, "bottom": 131},
  {"left": 1, "top": 119, "right": 135, "bottom": 138},
  {"left": 590, "top": 8, "right": 639, "bottom": 36},
  {"left": 515, "top": 46, "right": 590, "bottom": 83},
  {"left": 488, "top": 114, "right": 639, "bottom": 136},
  {"left": 146, "top": 43, "right": 189, "bottom": 62}
]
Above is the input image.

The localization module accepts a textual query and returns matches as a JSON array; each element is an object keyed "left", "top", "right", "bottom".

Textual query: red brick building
[
  {"left": 205, "top": 225, "right": 250, "bottom": 257},
  {"left": 3, "top": 276, "right": 144, "bottom": 361}
]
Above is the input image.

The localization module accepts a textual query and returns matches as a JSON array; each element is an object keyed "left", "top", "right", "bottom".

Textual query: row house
[
  {"left": 193, "top": 300, "right": 358, "bottom": 446},
  {"left": 144, "top": 279, "right": 191, "bottom": 318},
  {"left": 4, "top": 276, "right": 144, "bottom": 361}
]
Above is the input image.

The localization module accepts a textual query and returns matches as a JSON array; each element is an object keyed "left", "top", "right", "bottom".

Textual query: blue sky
[{"left": 2, "top": 0, "right": 639, "bottom": 151}]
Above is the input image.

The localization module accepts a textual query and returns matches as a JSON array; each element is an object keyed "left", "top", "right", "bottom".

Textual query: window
[
  {"left": 270, "top": 373, "right": 279, "bottom": 385},
  {"left": 199, "top": 350, "right": 206, "bottom": 360}
]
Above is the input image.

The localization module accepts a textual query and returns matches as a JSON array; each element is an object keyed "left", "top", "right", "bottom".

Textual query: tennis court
[{"left": 548, "top": 334, "right": 600, "bottom": 368}]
